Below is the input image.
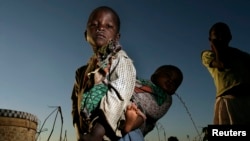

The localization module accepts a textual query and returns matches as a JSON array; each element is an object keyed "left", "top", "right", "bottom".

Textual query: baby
[{"left": 81, "top": 64, "right": 183, "bottom": 140}]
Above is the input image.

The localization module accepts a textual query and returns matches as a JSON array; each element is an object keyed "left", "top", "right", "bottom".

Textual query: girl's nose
[{"left": 97, "top": 24, "right": 105, "bottom": 31}]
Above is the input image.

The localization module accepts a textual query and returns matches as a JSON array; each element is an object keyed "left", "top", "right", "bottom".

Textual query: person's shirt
[
  {"left": 99, "top": 49, "right": 136, "bottom": 137},
  {"left": 201, "top": 47, "right": 250, "bottom": 97}
]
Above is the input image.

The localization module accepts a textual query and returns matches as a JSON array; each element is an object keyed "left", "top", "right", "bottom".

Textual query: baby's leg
[
  {"left": 82, "top": 122, "right": 105, "bottom": 141},
  {"left": 123, "top": 103, "right": 146, "bottom": 133}
]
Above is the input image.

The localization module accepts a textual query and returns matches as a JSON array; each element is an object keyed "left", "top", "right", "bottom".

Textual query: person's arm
[
  {"left": 210, "top": 46, "right": 223, "bottom": 68},
  {"left": 71, "top": 66, "right": 86, "bottom": 140},
  {"left": 71, "top": 80, "right": 81, "bottom": 140}
]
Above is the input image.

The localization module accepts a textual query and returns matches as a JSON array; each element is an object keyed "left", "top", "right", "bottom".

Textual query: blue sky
[{"left": 1, "top": 0, "right": 250, "bottom": 141}]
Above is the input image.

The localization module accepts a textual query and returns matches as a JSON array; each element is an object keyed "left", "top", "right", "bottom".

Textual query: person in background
[
  {"left": 168, "top": 136, "right": 179, "bottom": 141},
  {"left": 201, "top": 22, "right": 250, "bottom": 124}
]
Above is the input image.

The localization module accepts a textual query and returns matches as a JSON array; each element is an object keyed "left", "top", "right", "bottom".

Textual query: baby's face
[{"left": 157, "top": 72, "right": 180, "bottom": 95}]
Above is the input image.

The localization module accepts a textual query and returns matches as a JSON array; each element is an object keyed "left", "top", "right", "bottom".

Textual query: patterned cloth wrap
[
  {"left": 81, "top": 40, "right": 121, "bottom": 115},
  {"left": 132, "top": 78, "right": 172, "bottom": 136},
  {"left": 81, "top": 83, "right": 108, "bottom": 117},
  {"left": 95, "top": 40, "right": 122, "bottom": 71},
  {"left": 80, "top": 40, "right": 123, "bottom": 133},
  {"left": 135, "top": 78, "right": 166, "bottom": 106}
]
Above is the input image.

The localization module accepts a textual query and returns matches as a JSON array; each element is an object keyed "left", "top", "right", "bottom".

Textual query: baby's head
[{"left": 151, "top": 65, "right": 183, "bottom": 95}]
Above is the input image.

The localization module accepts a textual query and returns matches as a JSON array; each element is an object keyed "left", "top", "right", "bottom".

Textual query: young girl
[{"left": 71, "top": 6, "right": 137, "bottom": 141}]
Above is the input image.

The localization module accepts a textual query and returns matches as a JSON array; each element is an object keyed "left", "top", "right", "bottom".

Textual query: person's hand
[
  {"left": 210, "top": 44, "right": 216, "bottom": 52},
  {"left": 94, "top": 71, "right": 103, "bottom": 84},
  {"left": 103, "top": 62, "right": 111, "bottom": 74},
  {"left": 74, "top": 123, "right": 84, "bottom": 141}
]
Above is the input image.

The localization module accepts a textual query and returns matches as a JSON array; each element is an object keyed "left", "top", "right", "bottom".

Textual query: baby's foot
[
  {"left": 125, "top": 103, "right": 138, "bottom": 123},
  {"left": 124, "top": 103, "right": 146, "bottom": 133}
]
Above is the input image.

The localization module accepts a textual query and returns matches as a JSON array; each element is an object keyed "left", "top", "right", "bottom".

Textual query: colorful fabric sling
[
  {"left": 136, "top": 78, "right": 167, "bottom": 106},
  {"left": 81, "top": 83, "right": 108, "bottom": 114},
  {"left": 80, "top": 40, "right": 121, "bottom": 117}
]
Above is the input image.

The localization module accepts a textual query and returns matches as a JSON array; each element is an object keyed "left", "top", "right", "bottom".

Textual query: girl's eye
[{"left": 89, "top": 22, "right": 98, "bottom": 27}]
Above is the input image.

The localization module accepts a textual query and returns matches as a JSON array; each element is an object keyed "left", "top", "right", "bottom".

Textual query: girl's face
[{"left": 85, "top": 9, "right": 120, "bottom": 52}]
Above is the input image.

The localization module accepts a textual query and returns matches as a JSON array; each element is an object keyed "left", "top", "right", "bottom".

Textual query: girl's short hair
[{"left": 88, "top": 6, "right": 121, "bottom": 32}]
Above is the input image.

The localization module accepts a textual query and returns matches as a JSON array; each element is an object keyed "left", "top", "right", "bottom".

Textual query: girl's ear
[{"left": 115, "top": 33, "right": 121, "bottom": 41}]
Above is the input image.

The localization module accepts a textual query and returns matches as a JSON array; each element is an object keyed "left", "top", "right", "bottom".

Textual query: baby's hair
[
  {"left": 209, "top": 22, "right": 232, "bottom": 41},
  {"left": 151, "top": 65, "right": 183, "bottom": 87},
  {"left": 88, "top": 6, "right": 121, "bottom": 33}
]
